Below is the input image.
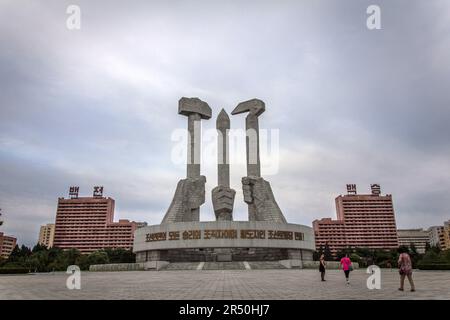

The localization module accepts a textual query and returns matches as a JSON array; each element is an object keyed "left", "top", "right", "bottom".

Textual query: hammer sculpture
[
  {"left": 232, "top": 99, "right": 287, "bottom": 223},
  {"left": 161, "top": 97, "right": 211, "bottom": 223}
]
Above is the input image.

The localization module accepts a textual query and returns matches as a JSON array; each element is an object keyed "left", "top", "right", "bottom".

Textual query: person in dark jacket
[{"left": 319, "top": 254, "right": 326, "bottom": 281}]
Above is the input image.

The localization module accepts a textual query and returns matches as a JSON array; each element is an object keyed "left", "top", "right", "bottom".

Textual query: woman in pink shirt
[
  {"left": 340, "top": 254, "right": 353, "bottom": 285},
  {"left": 398, "top": 248, "right": 416, "bottom": 292}
]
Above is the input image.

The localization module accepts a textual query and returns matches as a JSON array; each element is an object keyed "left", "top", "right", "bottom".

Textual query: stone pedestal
[
  {"left": 215, "top": 248, "right": 232, "bottom": 262},
  {"left": 144, "top": 261, "right": 169, "bottom": 271},
  {"left": 134, "top": 221, "right": 315, "bottom": 265}
]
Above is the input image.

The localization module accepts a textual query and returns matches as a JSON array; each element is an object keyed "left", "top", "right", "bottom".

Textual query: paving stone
[{"left": 0, "top": 269, "right": 449, "bottom": 300}]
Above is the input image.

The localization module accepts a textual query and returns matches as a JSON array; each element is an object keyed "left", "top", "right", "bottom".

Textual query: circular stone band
[{"left": 133, "top": 221, "right": 315, "bottom": 252}]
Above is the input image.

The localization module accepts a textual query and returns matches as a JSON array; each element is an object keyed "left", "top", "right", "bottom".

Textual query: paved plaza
[{"left": 1, "top": 269, "right": 449, "bottom": 300}]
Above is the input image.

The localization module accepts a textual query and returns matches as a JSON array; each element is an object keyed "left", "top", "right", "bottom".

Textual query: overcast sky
[{"left": 1, "top": 0, "right": 449, "bottom": 247}]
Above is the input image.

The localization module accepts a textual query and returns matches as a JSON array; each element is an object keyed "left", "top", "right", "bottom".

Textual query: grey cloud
[{"left": 1, "top": 0, "right": 449, "bottom": 246}]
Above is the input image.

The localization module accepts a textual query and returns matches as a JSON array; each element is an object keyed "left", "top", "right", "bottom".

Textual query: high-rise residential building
[
  {"left": 38, "top": 223, "right": 55, "bottom": 248},
  {"left": 428, "top": 226, "right": 446, "bottom": 249},
  {"left": 0, "top": 232, "right": 17, "bottom": 259},
  {"left": 397, "top": 229, "right": 430, "bottom": 254},
  {"left": 53, "top": 186, "right": 143, "bottom": 254},
  {"left": 443, "top": 220, "right": 450, "bottom": 250},
  {"left": 313, "top": 184, "right": 399, "bottom": 256},
  {"left": 136, "top": 222, "right": 148, "bottom": 229}
]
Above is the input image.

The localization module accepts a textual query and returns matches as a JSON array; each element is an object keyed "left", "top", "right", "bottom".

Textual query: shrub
[
  {"left": 350, "top": 253, "right": 361, "bottom": 264},
  {"left": 87, "top": 251, "right": 110, "bottom": 266},
  {"left": 416, "top": 263, "right": 450, "bottom": 270},
  {"left": 0, "top": 267, "right": 29, "bottom": 274}
]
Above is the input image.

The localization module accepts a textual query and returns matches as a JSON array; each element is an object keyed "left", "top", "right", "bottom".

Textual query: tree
[
  {"left": 355, "top": 247, "right": 371, "bottom": 258},
  {"left": 372, "top": 249, "right": 391, "bottom": 266},
  {"left": 75, "top": 254, "right": 90, "bottom": 270},
  {"left": 45, "top": 247, "right": 65, "bottom": 271},
  {"left": 21, "top": 245, "right": 32, "bottom": 257},
  {"left": 443, "top": 249, "right": 450, "bottom": 262},
  {"left": 389, "top": 248, "right": 399, "bottom": 259},
  {"left": 64, "top": 248, "right": 81, "bottom": 265},
  {"left": 118, "top": 249, "right": 135, "bottom": 263},
  {"left": 87, "top": 251, "right": 109, "bottom": 266},
  {"left": 32, "top": 243, "right": 48, "bottom": 253},
  {"left": 430, "top": 245, "right": 441, "bottom": 255},
  {"left": 3, "top": 243, "right": 137, "bottom": 273},
  {"left": 409, "top": 243, "right": 418, "bottom": 254},
  {"left": 28, "top": 250, "right": 50, "bottom": 272},
  {"left": 398, "top": 245, "right": 409, "bottom": 254},
  {"left": 350, "top": 253, "right": 361, "bottom": 264},
  {"left": 324, "top": 243, "right": 333, "bottom": 261},
  {"left": 103, "top": 248, "right": 134, "bottom": 264},
  {"left": 421, "top": 249, "right": 439, "bottom": 263},
  {"left": 45, "top": 248, "right": 81, "bottom": 271},
  {"left": 7, "top": 245, "right": 24, "bottom": 264},
  {"left": 335, "top": 247, "right": 353, "bottom": 261},
  {"left": 313, "top": 245, "right": 324, "bottom": 261},
  {"left": 386, "top": 248, "right": 399, "bottom": 268},
  {"left": 47, "top": 247, "right": 62, "bottom": 264},
  {"left": 318, "top": 245, "right": 324, "bottom": 257},
  {"left": 409, "top": 243, "right": 420, "bottom": 265},
  {"left": 425, "top": 242, "right": 431, "bottom": 253}
]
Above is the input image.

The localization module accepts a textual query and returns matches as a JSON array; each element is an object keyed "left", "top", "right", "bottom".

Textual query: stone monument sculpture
[
  {"left": 161, "top": 97, "right": 211, "bottom": 223},
  {"left": 135, "top": 97, "right": 314, "bottom": 268},
  {"left": 211, "top": 109, "right": 236, "bottom": 221},
  {"left": 231, "top": 99, "right": 287, "bottom": 223}
]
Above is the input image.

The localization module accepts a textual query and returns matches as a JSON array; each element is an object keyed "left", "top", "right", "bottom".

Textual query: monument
[{"left": 133, "top": 97, "right": 315, "bottom": 268}]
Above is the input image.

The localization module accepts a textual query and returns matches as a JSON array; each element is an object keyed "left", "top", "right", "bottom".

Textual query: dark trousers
[
  {"left": 344, "top": 270, "right": 350, "bottom": 279},
  {"left": 320, "top": 271, "right": 325, "bottom": 281}
]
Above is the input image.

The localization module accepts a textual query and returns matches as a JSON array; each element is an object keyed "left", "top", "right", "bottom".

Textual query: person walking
[
  {"left": 340, "top": 254, "right": 353, "bottom": 285},
  {"left": 398, "top": 248, "right": 416, "bottom": 292},
  {"left": 319, "top": 254, "right": 326, "bottom": 281}
]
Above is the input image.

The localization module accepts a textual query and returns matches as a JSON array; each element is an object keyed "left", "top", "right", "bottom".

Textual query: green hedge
[
  {"left": 0, "top": 267, "right": 30, "bottom": 274},
  {"left": 417, "top": 263, "right": 450, "bottom": 270}
]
